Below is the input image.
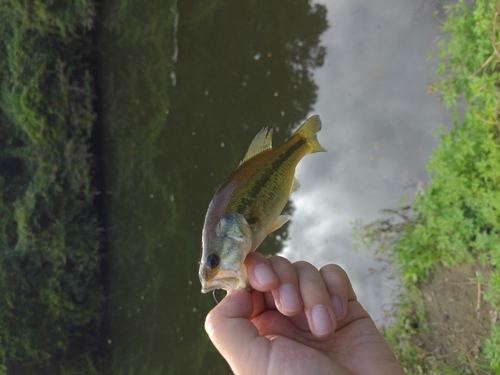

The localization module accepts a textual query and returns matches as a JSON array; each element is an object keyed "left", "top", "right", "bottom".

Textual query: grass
[
  {"left": 0, "top": 0, "right": 103, "bottom": 374},
  {"left": 354, "top": 1, "right": 500, "bottom": 373}
]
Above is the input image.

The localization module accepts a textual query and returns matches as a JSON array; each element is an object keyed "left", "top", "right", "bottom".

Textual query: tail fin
[{"left": 294, "top": 115, "right": 327, "bottom": 153}]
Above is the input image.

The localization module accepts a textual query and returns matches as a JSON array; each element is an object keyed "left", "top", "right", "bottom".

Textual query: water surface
[
  {"left": 98, "top": 0, "right": 450, "bottom": 373},
  {"left": 283, "top": 0, "right": 452, "bottom": 327}
]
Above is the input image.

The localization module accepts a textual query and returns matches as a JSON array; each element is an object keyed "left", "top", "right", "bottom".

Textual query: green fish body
[{"left": 199, "top": 115, "right": 326, "bottom": 293}]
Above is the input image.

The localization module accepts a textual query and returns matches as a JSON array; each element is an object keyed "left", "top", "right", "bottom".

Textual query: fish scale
[{"left": 231, "top": 137, "right": 307, "bottom": 217}]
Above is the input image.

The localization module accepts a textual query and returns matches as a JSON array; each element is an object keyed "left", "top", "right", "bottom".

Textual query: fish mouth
[{"left": 200, "top": 269, "right": 250, "bottom": 293}]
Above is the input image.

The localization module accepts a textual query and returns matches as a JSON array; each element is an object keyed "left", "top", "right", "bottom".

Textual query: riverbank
[
  {"left": 355, "top": 1, "right": 500, "bottom": 373},
  {"left": 0, "top": 1, "right": 103, "bottom": 374}
]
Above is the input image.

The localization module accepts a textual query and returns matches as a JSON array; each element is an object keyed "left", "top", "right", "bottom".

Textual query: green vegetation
[
  {"left": 354, "top": 1, "right": 500, "bottom": 373},
  {"left": 0, "top": 0, "right": 102, "bottom": 374}
]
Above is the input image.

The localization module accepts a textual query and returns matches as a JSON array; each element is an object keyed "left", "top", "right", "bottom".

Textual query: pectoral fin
[{"left": 267, "top": 215, "right": 290, "bottom": 234}]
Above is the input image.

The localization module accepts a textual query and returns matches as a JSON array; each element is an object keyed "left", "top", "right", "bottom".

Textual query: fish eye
[{"left": 206, "top": 254, "right": 220, "bottom": 269}]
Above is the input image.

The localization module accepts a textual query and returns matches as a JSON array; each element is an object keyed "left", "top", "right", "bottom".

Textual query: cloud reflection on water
[{"left": 281, "top": 0, "right": 452, "bottom": 326}]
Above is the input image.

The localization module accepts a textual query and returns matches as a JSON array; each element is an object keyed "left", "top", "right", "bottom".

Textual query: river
[{"left": 97, "top": 0, "right": 451, "bottom": 373}]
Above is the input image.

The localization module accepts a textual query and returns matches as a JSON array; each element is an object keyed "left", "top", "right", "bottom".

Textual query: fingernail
[
  {"left": 254, "top": 263, "right": 277, "bottom": 285},
  {"left": 279, "top": 284, "right": 301, "bottom": 313},
  {"left": 312, "top": 305, "right": 333, "bottom": 336},
  {"left": 331, "top": 296, "right": 344, "bottom": 319}
]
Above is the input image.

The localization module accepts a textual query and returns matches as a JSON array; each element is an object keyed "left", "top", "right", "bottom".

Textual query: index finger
[
  {"left": 245, "top": 252, "right": 279, "bottom": 292},
  {"left": 247, "top": 253, "right": 303, "bottom": 316}
]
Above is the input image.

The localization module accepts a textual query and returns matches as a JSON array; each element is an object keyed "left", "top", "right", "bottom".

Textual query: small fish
[{"left": 199, "top": 115, "right": 326, "bottom": 293}]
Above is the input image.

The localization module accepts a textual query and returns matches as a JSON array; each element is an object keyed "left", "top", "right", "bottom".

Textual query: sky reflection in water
[
  {"left": 283, "top": 0, "right": 452, "bottom": 325},
  {"left": 98, "top": 0, "right": 452, "bottom": 373}
]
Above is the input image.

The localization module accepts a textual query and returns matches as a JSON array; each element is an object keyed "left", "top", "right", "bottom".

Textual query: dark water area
[
  {"left": 97, "top": 0, "right": 451, "bottom": 373},
  {"left": 97, "top": 1, "right": 328, "bottom": 373}
]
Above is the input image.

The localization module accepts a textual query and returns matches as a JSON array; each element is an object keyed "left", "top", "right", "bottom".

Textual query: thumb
[{"left": 205, "top": 291, "right": 271, "bottom": 375}]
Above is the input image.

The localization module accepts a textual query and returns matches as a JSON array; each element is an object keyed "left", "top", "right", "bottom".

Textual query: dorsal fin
[{"left": 239, "top": 127, "right": 273, "bottom": 165}]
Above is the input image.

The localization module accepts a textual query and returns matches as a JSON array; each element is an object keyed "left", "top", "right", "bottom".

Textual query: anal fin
[{"left": 267, "top": 215, "right": 290, "bottom": 234}]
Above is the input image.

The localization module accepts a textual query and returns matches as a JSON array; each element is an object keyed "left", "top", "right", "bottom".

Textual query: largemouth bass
[{"left": 199, "top": 115, "right": 326, "bottom": 293}]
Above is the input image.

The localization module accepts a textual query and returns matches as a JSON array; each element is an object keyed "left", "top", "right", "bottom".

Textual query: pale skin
[{"left": 205, "top": 252, "right": 407, "bottom": 375}]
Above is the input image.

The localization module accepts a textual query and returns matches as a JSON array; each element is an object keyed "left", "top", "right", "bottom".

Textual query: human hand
[{"left": 204, "top": 253, "right": 406, "bottom": 375}]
